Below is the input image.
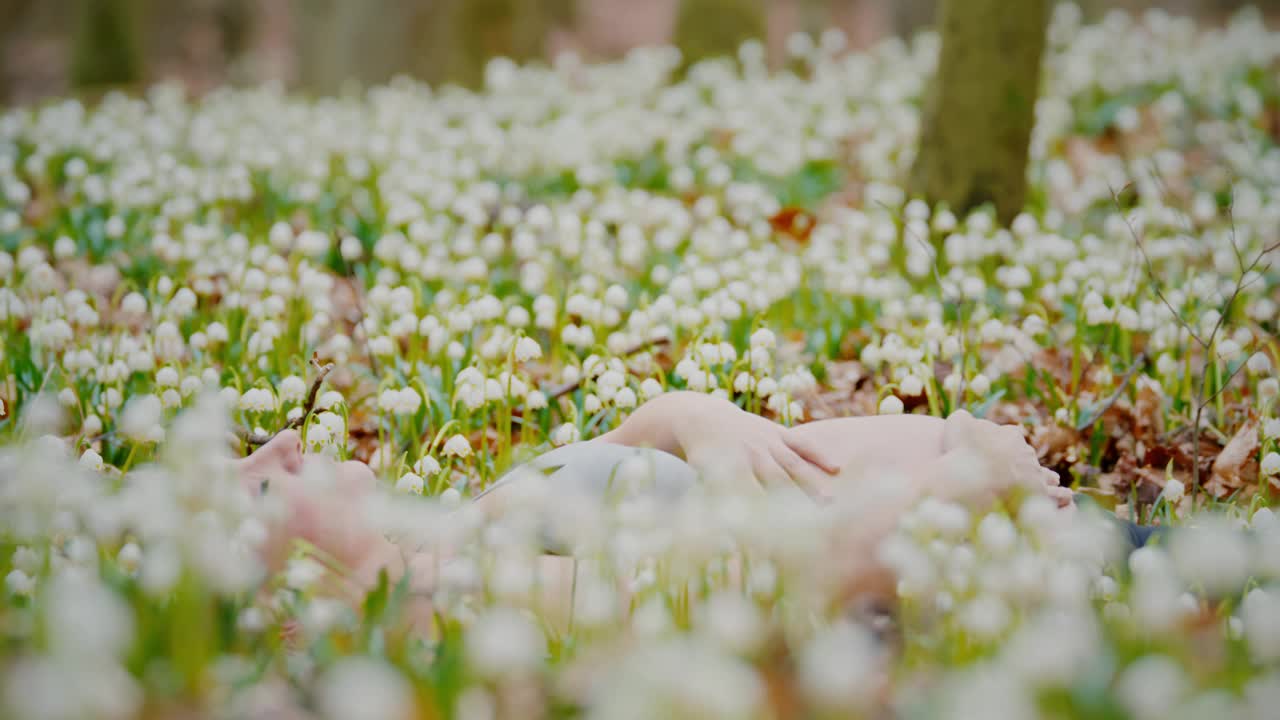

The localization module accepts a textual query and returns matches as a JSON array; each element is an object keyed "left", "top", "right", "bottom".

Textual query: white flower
[
  {"left": 378, "top": 387, "right": 422, "bottom": 416},
  {"left": 440, "top": 487, "right": 462, "bottom": 508},
  {"left": 317, "top": 658, "right": 414, "bottom": 720},
  {"left": 1248, "top": 352, "right": 1272, "bottom": 375},
  {"left": 442, "top": 434, "right": 472, "bottom": 458},
  {"left": 525, "top": 390, "right": 548, "bottom": 410},
  {"left": 116, "top": 542, "right": 141, "bottom": 573},
  {"left": 613, "top": 387, "right": 637, "bottom": 409},
  {"left": 749, "top": 327, "right": 777, "bottom": 351},
  {"left": 304, "top": 422, "right": 331, "bottom": 448},
  {"left": 969, "top": 373, "right": 991, "bottom": 397},
  {"left": 513, "top": 336, "right": 542, "bottom": 362},
  {"left": 316, "top": 390, "right": 344, "bottom": 410},
  {"left": 413, "top": 455, "right": 442, "bottom": 476},
  {"left": 155, "top": 366, "right": 179, "bottom": 387},
  {"left": 1117, "top": 655, "right": 1186, "bottom": 720},
  {"left": 878, "top": 395, "right": 904, "bottom": 415},
  {"left": 550, "top": 423, "right": 580, "bottom": 447},
  {"left": 121, "top": 394, "right": 163, "bottom": 440},
  {"left": 1169, "top": 518, "right": 1250, "bottom": 596},
  {"left": 799, "top": 621, "right": 879, "bottom": 711},
  {"left": 396, "top": 472, "right": 425, "bottom": 495},
  {"left": 639, "top": 378, "right": 664, "bottom": 399},
  {"left": 279, "top": 375, "right": 307, "bottom": 403},
  {"left": 5, "top": 569, "right": 34, "bottom": 596},
  {"left": 238, "top": 387, "right": 277, "bottom": 413},
  {"left": 1160, "top": 478, "right": 1185, "bottom": 505},
  {"left": 1263, "top": 418, "right": 1280, "bottom": 441},
  {"left": 1262, "top": 452, "right": 1280, "bottom": 477},
  {"left": 466, "top": 608, "right": 544, "bottom": 677},
  {"left": 1242, "top": 588, "right": 1280, "bottom": 663},
  {"left": 78, "top": 448, "right": 104, "bottom": 472},
  {"left": 899, "top": 374, "right": 924, "bottom": 397},
  {"left": 316, "top": 410, "right": 345, "bottom": 435}
]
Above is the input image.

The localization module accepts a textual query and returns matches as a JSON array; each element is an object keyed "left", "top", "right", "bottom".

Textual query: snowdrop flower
[
  {"left": 413, "top": 455, "right": 441, "bottom": 477},
  {"left": 1169, "top": 517, "right": 1250, "bottom": 596},
  {"left": 1117, "top": 655, "right": 1186, "bottom": 720},
  {"left": 238, "top": 387, "right": 277, "bottom": 413},
  {"left": 1262, "top": 452, "right": 1280, "bottom": 477},
  {"left": 899, "top": 374, "right": 924, "bottom": 397},
  {"left": 513, "top": 336, "right": 542, "bottom": 362},
  {"left": 1160, "top": 478, "right": 1185, "bottom": 505},
  {"left": 378, "top": 388, "right": 422, "bottom": 416},
  {"left": 969, "top": 373, "right": 991, "bottom": 397},
  {"left": 316, "top": 390, "right": 344, "bottom": 410},
  {"left": 5, "top": 569, "right": 35, "bottom": 597},
  {"left": 121, "top": 394, "right": 163, "bottom": 440},
  {"left": 799, "top": 621, "right": 880, "bottom": 712},
  {"left": 317, "top": 658, "right": 414, "bottom": 720},
  {"left": 1263, "top": 418, "right": 1280, "bottom": 441},
  {"left": 550, "top": 423, "right": 580, "bottom": 447},
  {"left": 466, "top": 608, "right": 544, "bottom": 677},
  {"left": 749, "top": 327, "right": 777, "bottom": 351},
  {"left": 442, "top": 434, "right": 472, "bottom": 458},
  {"left": 613, "top": 387, "right": 638, "bottom": 409},
  {"left": 279, "top": 375, "right": 307, "bottom": 403},
  {"left": 78, "top": 448, "right": 104, "bottom": 472},
  {"left": 878, "top": 395, "right": 904, "bottom": 415},
  {"left": 1247, "top": 352, "right": 1272, "bottom": 375},
  {"left": 639, "top": 378, "right": 664, "bottom": 399},
  {"left": 396, "top": 472, "right": 425, "bottom": 495}
]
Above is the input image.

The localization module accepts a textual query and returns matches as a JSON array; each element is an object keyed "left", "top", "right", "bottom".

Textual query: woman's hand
[
  {"left": 941, "top": 410, "right": 1071, "bottom": 508},
  {"left": 668, "top": 393, "right": 841, "bottom": 500}
]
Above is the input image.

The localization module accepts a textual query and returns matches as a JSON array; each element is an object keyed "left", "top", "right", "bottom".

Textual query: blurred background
[{"left": 0, "top": 0, "right": 1273, "bottom": 105}]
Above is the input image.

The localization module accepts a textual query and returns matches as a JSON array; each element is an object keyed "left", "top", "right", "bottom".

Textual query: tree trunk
[
  {"left": 294, "top": 0, "right": 424, "bottom": 94},
  {"left": 891, "top": 0, "right": 935, "bottom": 38},
  {"left": 71, "top": 0, "right": 143, "bottom": 90},
  {"left": 909, "top": 0, "right": 1049, "bottom": 225},
  {"left": 673, "top": 0, "right": 766, "bottom": 68}
]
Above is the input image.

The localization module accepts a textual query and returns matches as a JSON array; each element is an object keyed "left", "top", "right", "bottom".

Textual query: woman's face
[
  {"left": 235, "top": 429, "right": 382, "bottom": 570},
  {"left": 236, "top": 429, "right": 376, "bottom": 498}
]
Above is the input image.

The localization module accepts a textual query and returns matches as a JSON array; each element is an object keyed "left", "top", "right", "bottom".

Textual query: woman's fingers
[
  {"left": 781, "top": 429, "right": 841, "bottom": 475},
  {"left": 1047, "top": 484, "right": 1074, "bottom": 508},
  {"left": 770, "top": 443, "right": 834, "bottom": 502},
  {"left": 749, "top": 446, "right": 792, "bottom": 490}
]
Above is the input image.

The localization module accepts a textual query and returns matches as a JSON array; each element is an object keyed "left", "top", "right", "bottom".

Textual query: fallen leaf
[{"left": 1205, "top": 416, "right": 1259, "bottom": 498}]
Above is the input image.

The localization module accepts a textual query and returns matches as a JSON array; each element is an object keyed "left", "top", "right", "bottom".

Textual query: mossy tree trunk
[
  {"left": 297, "top": 0, "right": 569, "bottom": 93},
  {"left": 0, "top": 0, "right": 36, "bottom": 102},
  {"left": 426, "top": 0, "right": 564, "bottom": 89},
  {"left": 71, "top": 0, "right": 143, "bottom": 90},
  {"left": 674, "top": 0, "right": 766, "bottom": 68},
  {"left": 909, "top": 0, "right": 1049, "bottom": 225},
  {"left": 295, "top": 0, "right": 424, "bottom": 94}
]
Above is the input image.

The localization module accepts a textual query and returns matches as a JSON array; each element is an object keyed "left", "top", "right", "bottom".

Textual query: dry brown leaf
[
  {"left": 1205, "top": 416, "right": 1259, "bottom": 498},
  {"left": 1132, "top": 376, "right": 1165, "bottom": 447},
  {"left": 1032, "top": 423, "right": 1079, "bottom": 465}
]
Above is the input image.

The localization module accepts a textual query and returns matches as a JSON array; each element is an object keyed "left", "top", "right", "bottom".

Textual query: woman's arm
[{"left": 597, "top": 391, "right": 841, "bottom": 497}]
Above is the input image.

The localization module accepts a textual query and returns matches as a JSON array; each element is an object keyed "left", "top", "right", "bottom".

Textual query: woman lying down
[{"left": 237, "top": 390, "right": 1149, "bottom": 630}]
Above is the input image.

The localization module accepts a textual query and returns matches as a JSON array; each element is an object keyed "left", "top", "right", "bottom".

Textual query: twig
[
  {"left": 1075, "top": 352, "right": 1145, "bottom": 431},
  {"left": 235, "top": 356, "right": 335, "bottom": 448},
  {"left": 1114, "top": 183, "right": 1278, "bottom": 504},
  {"left": 546, "top": 336, "right": 671, "bottom": 402}
]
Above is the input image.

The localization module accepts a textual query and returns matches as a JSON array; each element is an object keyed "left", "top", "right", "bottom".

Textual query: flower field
[{"left": 3, "top": 5, "right": 1280, "bottom": 719}]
